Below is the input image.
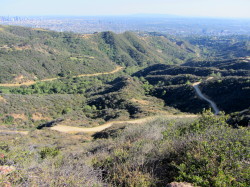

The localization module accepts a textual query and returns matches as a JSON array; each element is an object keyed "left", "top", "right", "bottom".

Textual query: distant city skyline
[{"left": 1, "top": 0, "right": 250, "bottom": 19}]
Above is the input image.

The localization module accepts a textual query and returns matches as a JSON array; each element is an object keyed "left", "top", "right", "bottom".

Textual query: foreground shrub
[
  {"left": 39, "top": 147, "right": 60, "bottom": 159},
  {"left": 91, "top": 111, "right": 249, "bottom": 186}
]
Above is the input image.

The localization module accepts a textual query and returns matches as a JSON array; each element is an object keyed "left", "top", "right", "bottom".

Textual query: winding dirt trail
[
  {"left": 50, "top": 114, "right": 197, "bottom": 134},
  {"left": 0, "top": 114, "right": 197, "bottom": 135},
  {"left": 0, "top": 66, "right": 123, "bottom": 87},
  {"left": 51, "top": 117, "right": 153, "bottom": 134},
  {"left": 193, "top": 80, "right": 220, "bottom": 115}
]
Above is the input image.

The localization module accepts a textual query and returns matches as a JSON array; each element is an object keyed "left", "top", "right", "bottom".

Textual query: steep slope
[
  {"left": 132, "top": 58, "right": 250, "bottom": 113},
  {"left": 182, "top": 57, "right": 250, "bottom": 70},
  {"left": 0, "top": 25, "right": 199, "bottom": 83},
  {"left": 199, "top": 77, "right": 250, "bottom": 113},
  {"left": 0, "top": 25, "right": 116, "bottom": 83},
  {"left": 94, "top": 31, "right": 199, "bottom": 66}
]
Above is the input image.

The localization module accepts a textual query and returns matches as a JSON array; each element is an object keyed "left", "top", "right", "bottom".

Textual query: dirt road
[
  {"left": 0, "top": 66, "right": 123, "bottom": 87},
  {"left": 50, "top": 114, "right": 197, "bottom": 134},
  {"left": 0, "top": 114, "right": 197, "bottom": 135},
  {"left": 193, "top": 81, "right": 220, "bottom": 115}
]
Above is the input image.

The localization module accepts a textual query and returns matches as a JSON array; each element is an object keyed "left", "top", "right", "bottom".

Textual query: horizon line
[{"left": 1, "top": 14, "right": 250, "bottom": 20}]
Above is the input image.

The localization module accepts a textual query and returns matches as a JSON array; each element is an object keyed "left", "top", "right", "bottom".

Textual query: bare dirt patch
[
  {"left": 0, "top": 45, "right": 10, "bottom": 49},
  {"left": 31, "top": 28, "right": 48, "bottom": 32},
  {"left": 167, "top": 182, "right": 194, "bottom": 187},
  {"left": 131, "top": 98, "right": 151, "bottom": 105},
  {"left": 13, "top": 75, "right": 25, "bottom": 83},
  {"left": 14, "top": 45, "right": 32, "bottom": 51},
  {"left": 0, "top": 80, "right": 36, "bottom": 87},
  {"left": 32, "top": 113, "right": 52, "bottom": 121},
  {"left": 80, "top": 34, "right": 94, "bottom": 39},
  {"left": 10, "top": 113, "right": 28, "bottom": 120},
  {"left": 0, "top": 96, "right": 6, "bottom": 103}
]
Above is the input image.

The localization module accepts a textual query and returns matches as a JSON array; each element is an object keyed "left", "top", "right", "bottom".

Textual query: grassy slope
[
  {"left": 0, "top": 25, "right": 116, "bottom": 83},
  {"left": 0, "top": 25, "right": 199, "bottom": 83}
]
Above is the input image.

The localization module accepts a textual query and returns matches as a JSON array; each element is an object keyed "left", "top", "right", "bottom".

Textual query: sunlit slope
[{"left": 0, "top": 25, "right": 199, "bottom": 83}]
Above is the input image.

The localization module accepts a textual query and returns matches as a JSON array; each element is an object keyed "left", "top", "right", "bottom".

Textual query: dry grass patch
[
  {"left": 13, "top": 75, "right": 25, "bottom": 83},
  {"left": 0, "top": 45, "right": 10, "bottom": 49},
  {"left": 81, "top": 34, "right": 94, "bottom": 39},
  {"left": 14, "top": 45, "right": 32, "bottom": 51},
  {"left": 131, "top": 98, "right": 151, "bottom": 105},
  {"left": 31, "top": 28, "right": 48, "bottom": 32},
  {"left": 10, "top": 113, "right": 27, "bottom": 120},
  {"left": 32, "top": 113, "right": 52, "bottom": 121},
  {"left": 0, "top": 96, "right": 6, "bottom": 103}
]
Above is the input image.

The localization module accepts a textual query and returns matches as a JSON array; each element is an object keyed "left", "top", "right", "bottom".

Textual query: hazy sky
[{"left": 1, "top": 0, "right": 250, "bottom": 18}]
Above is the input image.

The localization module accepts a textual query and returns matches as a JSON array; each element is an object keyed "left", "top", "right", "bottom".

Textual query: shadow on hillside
[{"left": 37, "top": 118, "right": 64, "bottom": 129}]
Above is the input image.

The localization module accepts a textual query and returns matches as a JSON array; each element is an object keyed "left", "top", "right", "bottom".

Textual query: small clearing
[
  {"left": 131, "top": 98, "right": 151, "bottom": 105},
  {"left": 32, "top": 113, "right": 52, "bottom": 121},
  {"left": 10, "top": 113, "right": 27, "bottom": 120},
  {"left": 0, "top": 96, "right": 6, "bottom": 103}
]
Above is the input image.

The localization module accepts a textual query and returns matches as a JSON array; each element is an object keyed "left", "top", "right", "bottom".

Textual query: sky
[{"left": 1, "top": 0, "right": 250, "bottom": 18}]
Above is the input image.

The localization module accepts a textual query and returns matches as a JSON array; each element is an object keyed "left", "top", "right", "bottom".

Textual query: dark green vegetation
[
  {"left": 200, "top": 77, "right": 250, "bottom": 113},
  {"left": 0, "top": 74, "right": 178, "bottom": 128},
  {"left": 133, "top": 58, "right": 250, "bottom": 113},
  {"left": 0, "top": 25, "right": 249, "bottom": 186},
  {"left": 1, "top": 111, "right": 249, "bottom": 186}
]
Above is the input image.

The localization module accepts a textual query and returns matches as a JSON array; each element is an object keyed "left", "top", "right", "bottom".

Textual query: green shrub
[
  {"left": 3, "top": 115, "right": 14, "bottom": 124},
  {"left": 39, "top": 147, "right": 60, "bottom": 159},
  {"left": 91, "top": 111, "right": 249, "bottom": 186}
]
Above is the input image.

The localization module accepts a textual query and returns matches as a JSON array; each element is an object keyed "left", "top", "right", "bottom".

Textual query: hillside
[
  {"left": 0, "top": 25, "right": 200, "bottom": 83},
  {"left": 146, "top": 32, "right": 250, "bottom": 60},
  {"left": 0, "top": 49, "right": 249, "bottom": 127},
  {"left": 133, "top": 58, "right": 250, "bottom": 113},
  {"left": 185, "top": 35, "right": 250, "bottom": 60},
  {"left": 1, "top": 111, "right": 249, "bottom": 186},
  {"left": 183, "top": 57, "right": 250, "bottom": 70},
  {"left": 0, "top": 25, "right": 249, "bottom": 187},
  {"left": 0, "top": 74, "right": 181, "bottom": 128},
  {"left": 200, "top": 77, "right": 250, "bottom": 113}
]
